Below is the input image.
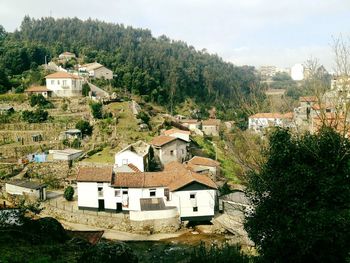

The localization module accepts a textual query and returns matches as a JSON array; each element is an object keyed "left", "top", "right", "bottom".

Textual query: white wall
[
  {"left": 130, "top": 207, "right": 178, "bottom": 221},
  {"left": 6, "top": 184, "right": 40, "bottom": 199},
  {"left": 46, "top": 78, "right": 82, "bottom": 97},
  {"left": 168, "top": 132, "right": 190, "bottom": 142},
  {"left": 167, "top": 189, "right": 216, "bottom": 218},
  {"left": 115, "top": 150, "right": 145, "bottom": 172},
  {"left": 77, "top": 182, "right": 99, "bottom": 208}
]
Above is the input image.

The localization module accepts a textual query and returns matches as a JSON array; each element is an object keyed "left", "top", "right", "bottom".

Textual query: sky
[{"left": 1, "top": 0, "right": 350, "bottom": 71}]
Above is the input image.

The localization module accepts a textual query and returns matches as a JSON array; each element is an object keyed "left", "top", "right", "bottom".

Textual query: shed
[
  {"left": 6, "top": 180, "right": 47, "bottom": 201},
  {"left": 49, "top": 149, "right": 83, "bottom": 161}
]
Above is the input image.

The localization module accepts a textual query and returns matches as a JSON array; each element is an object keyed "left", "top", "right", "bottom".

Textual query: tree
[
  {"left": 90, "top": 102, "right": 103, "bottom": 119},
  {"left": 82, "top": 83, "right": 91, "bottom": 97},
  {"left": 30, "top": 94, "right": 53, "bottom": 108},
  {"left": 22, "top": 109, "right": 49, "bottom": 123},
  {"left": 64, "top": 186, "right": 74, "bottom": 201},
  {"left": 245, "top": 128, "right": 350, "bottom": 263},
  {"left": 75, "top": 120, "right": 93, "bottom": 136}
]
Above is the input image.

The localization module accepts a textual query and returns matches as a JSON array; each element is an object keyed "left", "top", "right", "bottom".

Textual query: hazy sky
[{"left": 1, "top": 0, "right": 350, "bottom": 70}]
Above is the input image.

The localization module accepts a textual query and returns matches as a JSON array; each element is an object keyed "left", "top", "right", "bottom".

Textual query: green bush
[
  {"left": 22, "top": 109, "right": 49, "bottom": 123},
  {"left": 75, "top": 120, "right": 93, "bottom": 136},
  {"left": 30, "top": 94, "right": 54, "bottom": 109},
  {"left": 64, "top": 186, "right": 74, "bottom": 201},
  {"left": 90, "top": 102, "right": 103, "bottom": 119},
  {"left": 82, "top": 83, "right": 91, "bottom": 97},
  {"left": 0, "top": 93, "right": 26, "bottom": 103}
]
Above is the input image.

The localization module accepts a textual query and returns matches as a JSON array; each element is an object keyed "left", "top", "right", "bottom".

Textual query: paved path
[{"left": 58, "top": 219, "right": 188, "bottom": 241}]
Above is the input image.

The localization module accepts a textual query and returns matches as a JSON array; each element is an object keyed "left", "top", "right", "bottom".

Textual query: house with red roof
[
  {"left": 45, "top": 72, "right": 83, "bottom": 97},
  {"left": 76, "top": 162, "right": 217, "bottom": 222}
]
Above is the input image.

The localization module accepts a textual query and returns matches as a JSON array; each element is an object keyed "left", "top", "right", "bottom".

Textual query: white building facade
[{"left": 45, "top": 72, "right": 83, "bottom": 97}]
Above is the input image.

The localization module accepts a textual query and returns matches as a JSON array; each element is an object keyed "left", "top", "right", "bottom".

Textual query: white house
[
  {"left": 163, "top": 128, "right": 190, "bottom": 142},
  {"left": 45, "top": 72, "right": 83, "bottom": 97},
  {"left": 49, "top": 149, "right": 83, "bottom": 161},
  {"left": 6, "top": 180, "right": 47, "bottom": 201},
  {"left": 248, "top": 112, "right": 293, "bottom": 133},
  {"left": 291, "top": 63, "right": 304, "bottom": 81},
  {"left": 114, "top": 141, "right": 150, "bottom": 172},
  {"left": 151, "top": 135, "right": 188, "bottom": 166},
  {"left": 201, "top": 119, "right": 221, "bottom": 136},
  {"left": 79, "top": 62, "right": 113, "bottom": 80},
  {"left": 77, "top": 162, "right": 217, "bottom": 222}
]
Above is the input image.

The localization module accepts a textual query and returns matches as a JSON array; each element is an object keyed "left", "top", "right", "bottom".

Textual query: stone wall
[{"left": 43, "top": 202, "right": 180, "bottom": 233}]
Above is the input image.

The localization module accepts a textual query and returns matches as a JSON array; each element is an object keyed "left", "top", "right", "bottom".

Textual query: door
[
  {"left": 98, "top": 200, "right": 105, "bottom": 211},
  {"left": 116, "top": 203, "right": 122, "bottom": 213}
]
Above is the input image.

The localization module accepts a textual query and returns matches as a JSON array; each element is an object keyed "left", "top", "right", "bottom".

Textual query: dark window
[
  {"left": 190, "top": 193, "right": 196, "bottom": 199},
  {"left": 164, "top": 188, "right": 170, "bottom": 201},
  {"left": 193, "top": 207, "right": 198, "bottom": 212},
  {"left": 122, "top": 190, "right": 128, "bottom": 195},
  {"left": 150, "top": 189, "right": 156, "bottom": 197}
]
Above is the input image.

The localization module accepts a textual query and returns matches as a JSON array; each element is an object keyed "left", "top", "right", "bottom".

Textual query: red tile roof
[
  {"left": 150, "top": 135, "right": 177, "bottom": 147},
  {"left": 45, "top": 72, "right": 81, "bottom": 79},
  {"left": 113, "top": 161, "right": 217, "bottom": 191},
  {"left": 25, "top": 86, "right": 50, "bottom": 92},
  {"left": 249, "top": 113, "right": 283, "bottom": 119},
  {"left": 299, "top": 96, "right": 318, "bottom": 102},
  {"left": 127, "top": 163, "right": 141, "bottom": 173},
  {"left": 188, "top": 156, "right": 220, "bottom": 167},
  {"left": 77, "top": 166, "right": 113, "bottom": 182}
]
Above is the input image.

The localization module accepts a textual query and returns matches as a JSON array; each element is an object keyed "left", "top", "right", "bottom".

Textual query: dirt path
[{"left": 57, "top": 219, "right": 189, "bottom": 241}]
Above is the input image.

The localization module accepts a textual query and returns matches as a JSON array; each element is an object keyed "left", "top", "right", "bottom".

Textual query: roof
[
  {"left": 127, "top": 163, "right": 141, "bottom": 172},
  {"left": 113, "top": 161, "right": 217, "bottom": 191},
  {"left": 81, "top": 62, "right": 106, "bottom": 71},
  {"left": 116, "top": 140, "right": 150, "bottom": 157},
  {"left": 249, "top": 113, "right": 283, "bottom": 119},
  {"left": 77, "top": 166, "right": 113, "bottom": 182},
  {"left": 180, "top": 119, "right": 200, "bottom": 124},
  {"left": 299, "top": 96, "right": 318, "bottom": 102},
  {"left": 188, "top": 156, "right": 220, "bottom": 167},
  {"left": 25, "top": 86, "right": 50, "bottom": 92},
  {"left": 64, "top": 129, "right": 81, "bottom": 134},
  {"left": 50, "top": 149, "right": 83, "bottom": 155},
  {"left": 45, "top": 72, "right": 81, "bottom": 79},
  {"left": 282, "top": 112, "right": 294, "bottom": 119},
  {"left": 150, "top": 135, "right": 178, "bottom": 147},
  {"left": 163, "top": 128, "right": 190, "bottom": 136},
  {"left": 60, "top": 51, "right": 75, "bottom": 56},
  {"left": 6, "top": 180, "right": 46, "bottom": 190},
  {"left": 202, "top": 119, "right": 221, "bottom": 126}
]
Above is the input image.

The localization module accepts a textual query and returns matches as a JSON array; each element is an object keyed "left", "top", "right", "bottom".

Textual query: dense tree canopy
[
  {"left": 245, "top": 128, "right": 350, "bottom": 263},
  {"left": 0, "top": 16, "right": 263, "bottom": 119}
]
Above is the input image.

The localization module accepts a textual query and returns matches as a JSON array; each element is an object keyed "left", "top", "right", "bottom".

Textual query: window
[
  {"left": 122, "top": 159, "right": 128, "bottom": 165},
  {"left": 170, "top": 150, "right": 174, "bottom": 156},
  {"left": 63, "top": 80, "right": 67, "bottom": 86},
  {"left": 190, "top": 193, "right": 196, "bottom": 199},
  {"left": 193, "top": 207, "right": 198, "bottom": 212},
  {"left": 57, "top": 80, "right": 60, "bottom": 85},
  {"left": 115, "top": 190, "right": 121, "bottom": 197},
  {"left": 51, "top": 80, "right": 54, "bottom": 85},
  {"left": 150, "top": 189, "right": 156, "bottom": 197},
  {"left": 122, "top": 189, "right": 128, "bottom": 195},
  {"left": 98, "top": 186, "right": 103, "bottom": 197},
  {"left": 164, "top": 188, "right": 170, "bottom": 201}
]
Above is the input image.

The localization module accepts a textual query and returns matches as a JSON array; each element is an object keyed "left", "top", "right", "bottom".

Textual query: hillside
[{"left": 0, "top": 17, "right": 263, "bottom": 120}]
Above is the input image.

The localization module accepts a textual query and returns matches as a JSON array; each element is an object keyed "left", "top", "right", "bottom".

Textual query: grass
[
  {"left": 192, "top": 136, "right": 242, "bottom": 183},
  {"left": 84, "top": 146, "right": 115, "bottom": 164},
  {"left": 0, "top": 93, "right": 27, "bottom": 103}
]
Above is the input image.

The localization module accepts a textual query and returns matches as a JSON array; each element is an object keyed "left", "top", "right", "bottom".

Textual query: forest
[{"left": 0, "top": 16, "right": 263, "bottom": 119}]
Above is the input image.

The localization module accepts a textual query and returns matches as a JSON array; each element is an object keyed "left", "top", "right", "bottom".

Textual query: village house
[
  {"left": 25, "top": 86, "right": 52, "bottom": 98},
  {"left": 202, "top": 119, "right": 221, "bottom": 136},
  {"left": 187, "top": 156, "right": 220, "bottom": 178},
  {"left": 180, "top": 119, "right": 200, "bottom": 131},
  {"left": 114, "top": 141, "right": 150, "bottom": 172},
  {"left": 58, "top": 51, "right": 76, "bottom": 61},
  {"left": 163, "top": 128, "right": 191, "bottom": 142},
  {"left": 79, "top": 62, "right": 113, "bottom": 80},
  {"left": 76, "top": 162, "right": 217, "bottom": 222},
  {"left": 5, "top": 180, "right": 47, "bottom": 201},
  {"left": 248, "top": 112, "right": 294, "bottom": 133},
  {"left": 45, "top": 72, "right": 83, "bottom": 97},
  {"left": 49, "top": 149, "right": 83, "bottom": 161},
  {"left": 59, "top": 129, "right": 82, "bottom": 141},
  {"left": 151, "top": 135, "right": 188, "bottom": 166}
]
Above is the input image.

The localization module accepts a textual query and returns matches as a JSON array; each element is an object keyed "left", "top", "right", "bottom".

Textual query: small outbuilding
[
  {"left": 5, "top": 180, "right": 47, "bottom": 201},
  {"left": 49, "top": 149, "right": 83, "bottom": 161}
]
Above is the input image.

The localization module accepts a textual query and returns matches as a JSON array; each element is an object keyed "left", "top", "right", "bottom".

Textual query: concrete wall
[
  {"left": 5, "top": 183, "right": 46, "bottom": 200},
  {"left": 77, "top": 182, "right": 99, "bottom": 209},
  {"left": 202, "top": 125, "right": 219, "bottom": 136},
  {"left": 115, "top": 150, "right": 145, "bottom": 172},
  {"left": 130, "top": 207, "right": 178, "bottom": 221}
]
